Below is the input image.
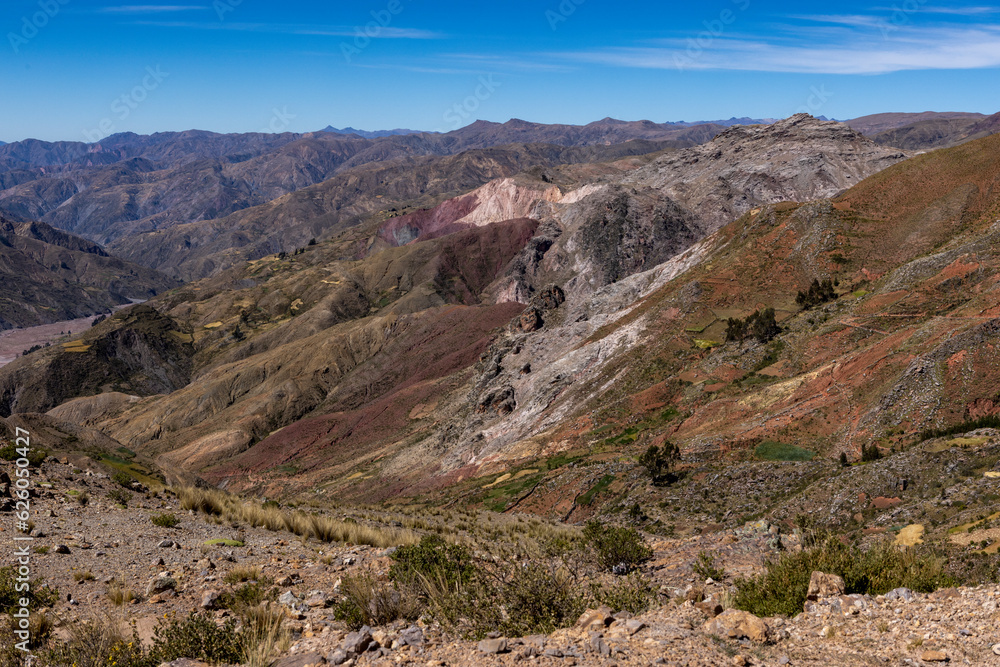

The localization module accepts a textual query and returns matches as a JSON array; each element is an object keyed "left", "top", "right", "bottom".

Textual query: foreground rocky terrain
[{"left": 7, "top": 426, "right": 1000, "bottom": 666}]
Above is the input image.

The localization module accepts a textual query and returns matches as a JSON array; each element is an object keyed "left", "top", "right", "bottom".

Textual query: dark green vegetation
[
  {"left": 0, "top": 442, "right": 46, "bottom": 467},
  {"left": 638, "top": 442, "right": 680, "bottom": 485},
  {"left": 860, "top": 443, "right": 883, "bottom": 462},
  {"left": 150, "top": 513, "right": 180, "bottom": 528},
  {"left": 795, "top": 278, "right": 837, "bottom": 309},
  {"left": 754, "top": 441, "right": 816, "bottom": 462},
  {"left": 725, "top": 308, "right": 780, "bottom": 344},
  {"left": 583, "top": 521, "right": 653, "bottom": 573},
  {"left": 733, "top": 537, "right": 951, "bottom": 617},
  {"left": 918, "top": 415, "right": 1000, "bottom": 443}
]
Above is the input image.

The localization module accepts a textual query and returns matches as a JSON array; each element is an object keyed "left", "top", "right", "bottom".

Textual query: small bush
[
  {"left": 638, "top": 443, "right": 679, "bottom": 486},
  {"left": 0, "top": 443, "right": 47, "bottom": 467},
  {"left": 491, "top": 561, "right": 587, "bottom": 637},
  {"left": 733, "top": 538, "right": 952, "bottom": 617},
  {"left": 112, "top": 471, "right": 136, "bottom": 488},
  {"left": 150, "top": 612, "right": 242, "bottom": 665},
  {"left": 151, "top": 513, "right": 180, "bottom": 528},
  {"left": 333, "top": 572, "right": 421, "bottom": 630},
  {"left": 218, "top": 582, "right": 276, "bottom": 612},
  {"left": 73, "top": 570, "right": 96, "bottom": 583},
  {"left": 583, "top": 521, "right": 652, "bottom": 574},
  {"left": 106, "top": 577, "right": 136, "bottom": 606},
  {"left": 591, "top": 573, "right": 656, "bottom": 614},
  {"left": 389, "top": 535, "right": 474, "bottom": 587},
  {"left": 224, "top": 565, "right": 262, "bottom": 584},
  {"left": 0, "top": 566, "right": 58, "bottom": 613},
  {"left": 108, "top": 488, "right": 133, "bottom": 507},
  {"left": 42, "top": 614, "right": 151, "bottom": 667},
  {"left": 692, "top": 552, "right": 725, "bottom": 581}
]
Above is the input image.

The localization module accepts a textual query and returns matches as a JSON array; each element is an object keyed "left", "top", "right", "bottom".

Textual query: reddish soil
[{"left": 377, "top": 193, "right": 480, "bottom": 246}]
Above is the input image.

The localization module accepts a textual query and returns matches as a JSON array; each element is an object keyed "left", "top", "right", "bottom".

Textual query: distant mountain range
[
  {"left": 319, "top": 126, "right": 425, "bottom": 139},
  {"left": 317, "top": 117, "right": 783, "bottom": 138},
  {"left": 0, "top": 111, "right": 996, "bottom": 289}
]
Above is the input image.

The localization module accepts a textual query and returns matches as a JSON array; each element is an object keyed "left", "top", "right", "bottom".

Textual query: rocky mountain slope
[
  {"left": 0, "top": 115, "right": 915, "bottom": 502},
  {"left": 0, "top": 216, "right": 178, "bottom": 329}
]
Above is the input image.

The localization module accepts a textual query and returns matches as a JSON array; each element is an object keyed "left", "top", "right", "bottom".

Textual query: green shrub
[
  {"left": 590, "top": 573, "right": 655, "bottom": 614},
  {"left": 150, "top": 612, "right": 242, "bottom": 665},
  {"left": 583, "top": 521, "right": 652, "bottom": 573},
  {"left": 733, "top": 538, "right": 952, "bottom": 617},
  {"left": 0, "top": 566, "right": 58, "bottom": 613},
  {"left": 638, "top": 443, "right": 679, "bottom": 486},
  {"left": 151, "top": 513, "right": 180, "bottom": 528},
  {"left": 204, "top": 539, "right": 244, "bottom": 547},
  {"left": 692, "top": 551, "right": 725, "bottom": 581},
  {"left": 42, "top": 616, "right": 153, "bottom": 667},
  {"left": 218, "top": 582, "right": 276, "bottom": 612},
  {"left": 492, "top": 561, "right": 587, "bottom": 637},
  {"left": 333, "top": 573, "right": 421, "bottom": 630},
  {"left": 108, "top": 488, "right": 133, "bottom": 507},
  {"left": 112, "top": 471, "right": 136, "bottom": 488},
  {"left": 389, "top": 535, "right": 474, "bottom": 587},
  {"left": 0, "top": 443, "right": 47, "bottom": 467}
]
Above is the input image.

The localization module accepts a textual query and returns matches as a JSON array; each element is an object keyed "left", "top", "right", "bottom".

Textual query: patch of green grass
[
  {"left": 579, "top": 475, "right": 615, "bottom": 507},
  {"left": 151, "top": 513, "right": 181, "bottom": 528},
  {"left": 205, "top": 539, "right": 245, "bottom": 547},
  {"left": 602, "top": 427, "right": 642, "bottom": 448},
  {"left": 658, "top": 406, "right": 681, "bottom": 423},
  {"left": 544, "top": 453, "right": 585, "bottom": 470},
  {"left": 754, "top": 441, "right": 816, "bottom": 462},
  {"left": 482, "top": 473, "right": 542, "bottom": 512}
]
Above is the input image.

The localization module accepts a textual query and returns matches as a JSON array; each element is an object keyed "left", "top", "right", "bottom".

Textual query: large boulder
[
  {"left": 703, "top": 609, "right": 772, "bottom": 643},
  {"left": 806, "top": 571, "right": 845, "bottom": 601}
]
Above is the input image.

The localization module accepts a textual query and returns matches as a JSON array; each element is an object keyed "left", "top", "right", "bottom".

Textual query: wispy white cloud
[
  {"left": 296, "top": 27, "right": 442, "bottom": 39},
  {"left": 98, "top": 5, "right": 208, "bottom": 13},
  {"left": 130, "top": 20, "right": 445, "bottom": 39},
  {"left": 875, "top": 6, "right": 1000, "bottom": 15},
  {"left": 551, "top": 24, "right": 1000, "bottom": 75},
  {"left": 441, "top": 53, "right": 574, "bottom": 73}
]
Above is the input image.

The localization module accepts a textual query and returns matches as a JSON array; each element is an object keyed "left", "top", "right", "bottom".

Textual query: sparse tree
[{"left": 638, "top": 442, "right": 680, "bottom": 486}]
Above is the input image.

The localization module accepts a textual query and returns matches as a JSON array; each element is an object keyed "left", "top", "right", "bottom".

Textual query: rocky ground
[{"left": 11, "top": 454, "right": 1000, "bottom": 667}]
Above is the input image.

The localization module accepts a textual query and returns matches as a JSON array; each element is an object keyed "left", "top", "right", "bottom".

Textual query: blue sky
[{"left": 2, "top": 0, "right": 1000, "bottom": 142}]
